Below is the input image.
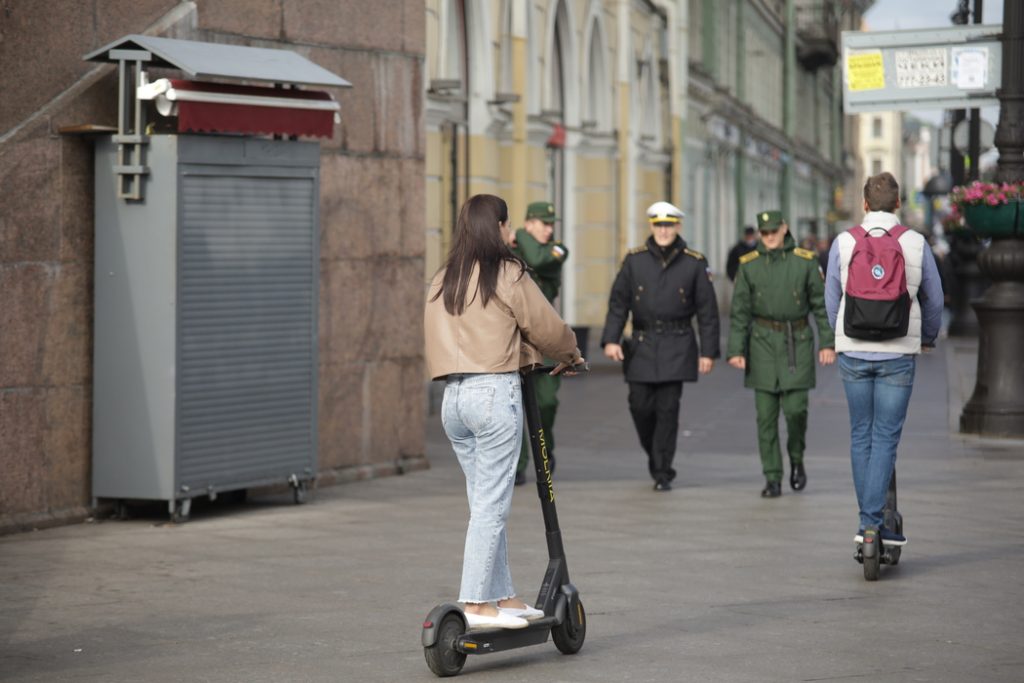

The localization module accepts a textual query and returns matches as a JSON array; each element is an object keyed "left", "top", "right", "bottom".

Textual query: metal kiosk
[{"left": 85, "top": 36, "right": 350, "bottom": 522}]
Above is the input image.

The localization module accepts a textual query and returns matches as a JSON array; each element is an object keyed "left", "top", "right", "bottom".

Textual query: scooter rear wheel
[
  {"left": 863, "top": 548, "right": 880, "bottom": 581},
  {"left": 424, "top": 612, "right": 466, "bottom": 677},
  {"left": 552, "top": 599, "right": 586, "bottom": 654}
]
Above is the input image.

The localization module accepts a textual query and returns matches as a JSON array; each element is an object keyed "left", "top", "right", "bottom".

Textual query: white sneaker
[
  {"left": 463, "top": 610, "right": 529, "bottom": 629},
  {"left": 499, "top": 605, "right": 545, "bottom": 620}
]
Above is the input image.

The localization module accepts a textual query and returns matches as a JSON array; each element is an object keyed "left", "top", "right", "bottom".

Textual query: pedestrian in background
[
  {"left": 600, "top": 201, "right": 720, "bottom": 492},
  {"left": 424, "top": 194, "right": 582, "bottom": 629},
  {"left": 727, "top": 210, "right": 835, "bottom": 498},
  {"left": 825, "top": 172, "right": 943, "bottom": 548},
  {"left": 507, "top": 201, "right": 569, "bottom": 486},
  {"left": 726, "top": 226, "right": 758, "bottom": 282}
]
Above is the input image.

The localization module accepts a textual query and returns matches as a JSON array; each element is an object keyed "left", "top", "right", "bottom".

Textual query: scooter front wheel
[
  {"left": 552, "top": 599, "right": 586, "bottom": 654},
  {"left": 424, "top": 612, "right": 467, "bottom": 677}
]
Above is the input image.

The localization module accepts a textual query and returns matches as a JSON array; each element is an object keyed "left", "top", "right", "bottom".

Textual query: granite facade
[{"left": 0, "top": 1, "right": 426, "bottom": 532}]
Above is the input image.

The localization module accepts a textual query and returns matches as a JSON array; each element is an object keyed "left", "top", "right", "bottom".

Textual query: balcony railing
[{"left": 795, "top": 1, "right": 840, "bottom": 70}]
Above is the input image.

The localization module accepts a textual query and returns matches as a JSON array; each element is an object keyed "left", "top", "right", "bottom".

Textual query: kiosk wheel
[
  {"left": 552, "top": 599, "right": 587, "bottom": 654},
  {"left": 424, "top": 612, "right": 466, "bottom": 677}
]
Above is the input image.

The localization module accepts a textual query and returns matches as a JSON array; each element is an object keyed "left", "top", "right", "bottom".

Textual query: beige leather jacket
[{"left": 424, "top": 261, "right": 580, "bottom": 379}]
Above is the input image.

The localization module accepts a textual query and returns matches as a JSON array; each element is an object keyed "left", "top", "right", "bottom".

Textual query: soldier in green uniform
[
  {"left": 508, "top": 201, "right": 569, "bottom": 485},
  {"left": 727, "top": 210, "right": 836, "bottom": 498}
]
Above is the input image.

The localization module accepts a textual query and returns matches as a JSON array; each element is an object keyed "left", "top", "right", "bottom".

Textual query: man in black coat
[
  {"left": 726, "top": 226, "right": 758, "bottom": 282},
  {"left": 600, "top": 201, "right": 720, "bottom": 491}
]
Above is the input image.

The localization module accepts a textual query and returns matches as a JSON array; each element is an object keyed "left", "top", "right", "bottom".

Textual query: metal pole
[{"left": 968, "top": 0, "right": 983, "bottom": 181}]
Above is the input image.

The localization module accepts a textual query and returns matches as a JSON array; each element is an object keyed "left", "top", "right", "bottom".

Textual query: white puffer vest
[{"left": 835, "top": 211, "right": 926, "bottom": 355}]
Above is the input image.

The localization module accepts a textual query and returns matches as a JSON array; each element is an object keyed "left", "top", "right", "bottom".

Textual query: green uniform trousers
[
  {"left": 754, "top": 388, "right": 808, "bottom": 482},
  {"left": 517, "top": 372, "right": 561, "bottom": 473}
]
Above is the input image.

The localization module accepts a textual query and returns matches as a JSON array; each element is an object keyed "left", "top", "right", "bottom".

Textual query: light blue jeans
[
  {"left": 838, "top": 355, "right": 916, "bottom": 530},
  {"left": 442, "top": 372, "right": 523, "bottom": 603}
]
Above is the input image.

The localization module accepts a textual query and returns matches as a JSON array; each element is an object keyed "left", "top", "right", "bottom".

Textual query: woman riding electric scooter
[{"left": 423, "top": 194, "right": 583, "bottom": 630}]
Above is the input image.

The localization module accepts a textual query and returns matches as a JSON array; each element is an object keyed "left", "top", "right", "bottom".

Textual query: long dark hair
[{"left": 432, "top": 194, "right": 524, "bottom": 315}]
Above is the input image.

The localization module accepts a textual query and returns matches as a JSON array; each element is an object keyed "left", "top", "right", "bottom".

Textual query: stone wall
[{"left": 0, "top": 0, "right": 426, "bottom": 533}]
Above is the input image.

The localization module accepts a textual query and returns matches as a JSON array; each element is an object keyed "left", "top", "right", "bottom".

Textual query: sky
[{"left": 861, "top": 0, "right": 1005, "bottom": 128}]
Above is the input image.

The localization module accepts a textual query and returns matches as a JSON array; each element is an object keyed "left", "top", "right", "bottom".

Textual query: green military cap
[
  {"left": 756, "top": 210, "right": 785, "bottom": 232},
  {"left": 525, "top": 200, "right": 559, "bottom": 222}
]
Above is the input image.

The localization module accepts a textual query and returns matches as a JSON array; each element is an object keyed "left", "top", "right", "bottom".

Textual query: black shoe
[
  {"left": 653, "top": 480, "right": 672, "bottom": 492},
  {"left": 790, "top": 463, "right": 807, "bottom": 491},
  {"left": 761, "top": 481, "right": 782, "bottom": 498},
  {"left": 514, "top": 470, "right": 526, "bottom": 486}
]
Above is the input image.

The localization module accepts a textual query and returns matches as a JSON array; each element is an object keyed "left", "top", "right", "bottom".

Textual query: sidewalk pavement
[{"left": 2, "top": 338, "right": 1023, "bottom": 682}]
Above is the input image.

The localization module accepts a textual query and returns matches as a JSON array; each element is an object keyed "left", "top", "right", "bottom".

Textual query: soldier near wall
[{"left": 508, "top": 201, "right": 569, "bottom": 485}]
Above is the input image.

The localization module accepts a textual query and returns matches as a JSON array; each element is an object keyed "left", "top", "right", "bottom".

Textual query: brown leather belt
[
  {"left": 754, "top": 317, "right": 808, "bottom": 331},
  {"left": 754, "top": 317, "right": 808, "bottom": 373}
]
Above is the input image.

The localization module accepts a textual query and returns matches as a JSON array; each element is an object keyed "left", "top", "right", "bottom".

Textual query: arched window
[
  {"left": 500, "top": 0, "right": 513, "bottom": 94},
  {"left": 547, "top": 1, "right": 567, "bottom": 116},
  {"left": 585, "top": 19, "right": 610, "bottom": 130},
  {"left": 440, "top": 0, "right": 466, "bottom": 90},
  {"left": 637, "top": 41, "right": 660, "bottom": 145}
]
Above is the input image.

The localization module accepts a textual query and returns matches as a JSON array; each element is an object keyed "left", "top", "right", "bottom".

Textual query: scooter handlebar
[{"left": 525, "top": 361, "right": 590, "bottom": 376}]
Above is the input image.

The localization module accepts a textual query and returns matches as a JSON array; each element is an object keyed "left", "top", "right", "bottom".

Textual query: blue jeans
[
  {"left": 442, "top": 372, "right": 523, "bottom": 603},
  {"left": 838, "top": 355, "right": 916, "bottom": 530}
]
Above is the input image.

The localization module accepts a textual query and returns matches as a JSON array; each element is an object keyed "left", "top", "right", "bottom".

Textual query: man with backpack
[
  {"left": 727, "top": 210, "right": 835, "bottom": 498},
  {"left": 824, "top": 172, "right": 944, "bottom": 548}
]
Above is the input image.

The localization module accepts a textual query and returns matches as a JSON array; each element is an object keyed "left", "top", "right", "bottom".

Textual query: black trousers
[{"left": 627, "top": 381, "right": 683, "bottom": 483}]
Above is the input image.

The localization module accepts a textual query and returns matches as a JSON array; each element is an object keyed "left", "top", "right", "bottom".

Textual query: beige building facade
[
  {"left": 424, "top": 0, "right": 686, "bottom": 327},
  {"left": 424, "top": 0, "right": 872, "bottom": 319}
]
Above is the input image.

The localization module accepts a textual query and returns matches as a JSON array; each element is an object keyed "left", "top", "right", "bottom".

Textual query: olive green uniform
[
  {"left": 727, "top": 232, "right": 834, "bottom": 483},
  {"left": 511, "top": 227, "right": 569, "bottom": 474}
]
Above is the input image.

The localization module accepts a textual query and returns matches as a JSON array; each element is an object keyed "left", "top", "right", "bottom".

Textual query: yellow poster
[{"left": 847, "top": 51, "right": 885, "bottom": 91}]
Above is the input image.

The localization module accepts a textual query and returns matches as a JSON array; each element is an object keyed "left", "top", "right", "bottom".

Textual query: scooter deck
[
  {"left": 456, "top": 617, "right": 558, "bottom": 654},
  {"left": 853, "top": 537, "right": 907, "bottom": 547}
]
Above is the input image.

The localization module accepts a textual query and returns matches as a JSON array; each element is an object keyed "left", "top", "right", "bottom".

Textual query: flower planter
[{"left": 963, "top": 200, "right": 1021, "bottom": 238}]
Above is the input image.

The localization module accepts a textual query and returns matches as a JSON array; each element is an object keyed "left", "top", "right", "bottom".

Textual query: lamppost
[
  {"left": 960, "top": 1, "right": 1024, "bottom": 436},
  {"left": 945, "top": 0, "right": 988, "bottom": 337}
]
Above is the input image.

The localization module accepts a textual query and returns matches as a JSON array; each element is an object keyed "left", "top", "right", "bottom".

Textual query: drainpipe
[
  {"left": 735, "top": 0, "right": 746, "bottom": 234},
  {"left": 617, "top": 0, "right": 633, "bottom": 257},
  {"left": 782, "top": 0, "right": 795, "bottom": 221},
  {"left": 511, "top": 1, "right": 528, "bottom": 219},
  {"left": 653, "top": 0, "right": 683, "bottom": 208}
]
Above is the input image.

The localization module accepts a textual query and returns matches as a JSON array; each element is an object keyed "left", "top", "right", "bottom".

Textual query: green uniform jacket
[
  {"left": 511, "top": 228, "right": 568, "bottom": 302},
  {"left": 727, "top": 233, "right": 834, "bottom": 391}
]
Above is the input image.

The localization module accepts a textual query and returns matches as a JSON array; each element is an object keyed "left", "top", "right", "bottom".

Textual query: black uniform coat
[{"left": 600, "top": 236, "right": 721, "bottom": 383}]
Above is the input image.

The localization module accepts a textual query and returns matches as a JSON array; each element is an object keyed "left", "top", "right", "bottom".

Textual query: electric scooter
[
  {"left": 422, "top": 364, "right": 588, "bottom": 677},
  {"left": 855, "top": 470, "right": 903, "bottom": 581}
]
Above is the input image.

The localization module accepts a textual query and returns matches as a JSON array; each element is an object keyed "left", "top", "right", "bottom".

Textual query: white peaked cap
[{"left": 646, "top": 201, "right": 685, "bottom": 220}]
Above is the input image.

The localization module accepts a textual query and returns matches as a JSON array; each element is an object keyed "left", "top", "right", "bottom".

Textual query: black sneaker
[
  {"left": 761, "top": 481, "right": 782, "bottom": 498},
  {"left": 514, "top": 470, "right": 527, "bottom": 486},
  {"left": 653, "top": 480, "right": 672, "bottom": 492},
  {"left": 790, "top": 463, "right": 807, "bottom": 491},
  {"left": 879, "top": 527, "right": 907, "bottom": 546}
]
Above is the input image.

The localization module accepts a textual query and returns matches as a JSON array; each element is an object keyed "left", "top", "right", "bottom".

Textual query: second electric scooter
[
  {"left": 421, "top": 364, "right": 588, "bottom": 677},
  {"left": 855, "top": 470, "right": 903, "bottom": 581}
]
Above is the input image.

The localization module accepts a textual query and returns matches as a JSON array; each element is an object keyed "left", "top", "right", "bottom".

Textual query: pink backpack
[{"left": 843, "top": 225, "right": 911, "bottom": 341}]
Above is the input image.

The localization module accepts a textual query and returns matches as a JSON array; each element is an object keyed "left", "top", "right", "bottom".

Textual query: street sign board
[{"left": 842, "top": 25, "right": 1002, "bottom": 113}]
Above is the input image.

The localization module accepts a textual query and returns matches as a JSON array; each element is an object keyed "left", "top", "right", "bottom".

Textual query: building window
[
  {"left": 585, "top": 19, "right": 610, "bottom": 129},
  {"left": 872, "top": 116, "right": 883, "bottom": 139},
  {"left": 871, "top": 158, "right": 882, "bottom": 176}
]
